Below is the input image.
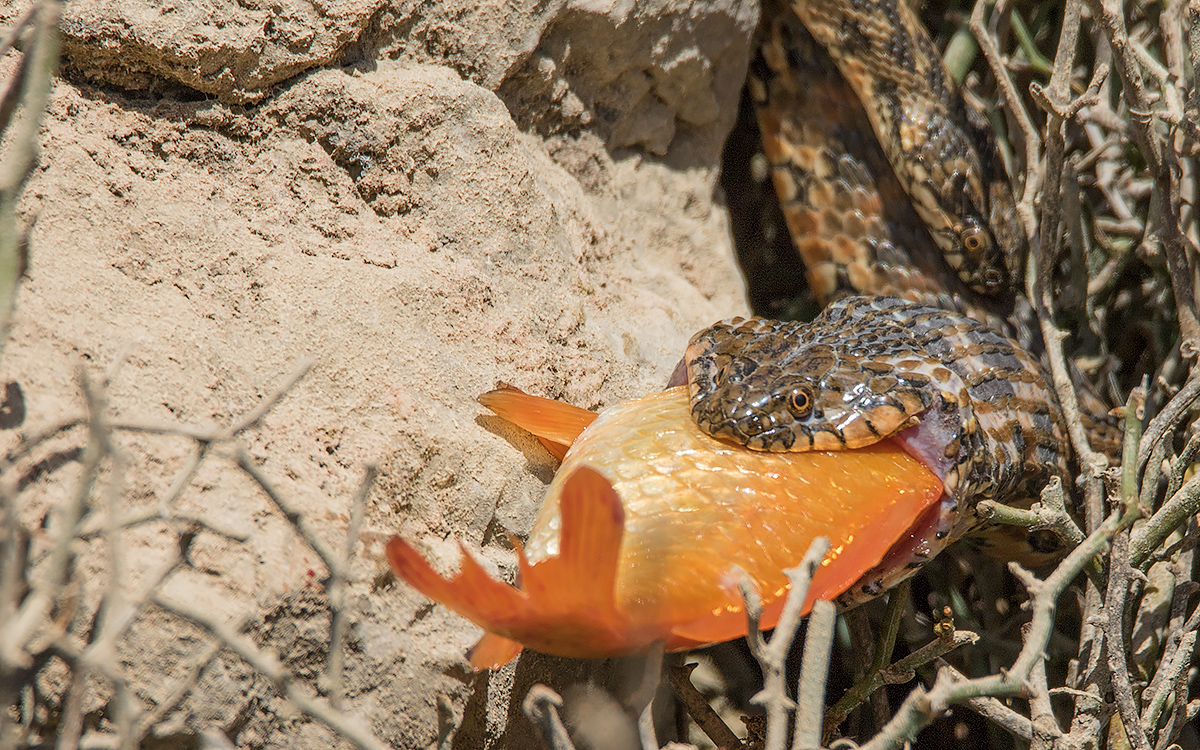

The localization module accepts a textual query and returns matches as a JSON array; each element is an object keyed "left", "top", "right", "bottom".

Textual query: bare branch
[
  {"left": 235, "top": 446, "right": 341, "bottom": 577},
  {"left": 740, "top": 538, "right": 831, "bottom": 750},
  {"left": 1104, "top": 532, "right": 1151, "bottom": 750},
  {"left": 969, "top": 0, "right": 1043, "bottom": 233},
  {"left": 0, "top": 0, "right": 60, "bottom": 353},
  {"left": 1131, "top": 473, "right": 1200, "bottom": 567},
  {"left": 793, "top": 600, "right": 836, "bottom": 750},
  {"left": 824, "top": 629, "right": 979, "bottom": 742},
  {"left": 942, "top": 665, "right": 1033, "bottom": 740},
  {"left": 326, "top": 465, "right": 377, "bottom": 708},
  {"left": 222, "top": 358, "right": 316, "bottom": 438},
  {"left": 154, "top": 596, "right": 390, "bottom": 750},
  {"left": 665, "top": 662, "right": 746, "bottom": 750},
  {"left": 523, "top": 685, "right": 576, "bottom": 750},
  {"left": 1, "top": 370, "right": 106, "bottom": 671}
]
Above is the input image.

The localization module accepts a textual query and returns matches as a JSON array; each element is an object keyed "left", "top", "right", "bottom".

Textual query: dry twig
[
  {"left": 739, "top": 538, "right": 832, "bottom": 750},
  {"left": 3, "top": 361, "right": 385, "bottom": 749}
]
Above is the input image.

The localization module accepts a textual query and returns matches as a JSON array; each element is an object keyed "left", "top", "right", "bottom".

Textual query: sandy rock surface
[{"left": 6, "top": 0, "right": 757, "bottom": 746}]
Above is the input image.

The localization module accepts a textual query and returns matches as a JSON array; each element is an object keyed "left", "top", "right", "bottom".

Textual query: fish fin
[
  {"left": 665, "top": 357, "right": 688, "bottom": 388},
  {"left": 519, "top": 466, "right": 624, "bottom": 611},
  {"left": 478, "top": 386, "right": 597, "bottom": 448},
  {"left": 555, "top": 466, "right": 623, "bottom": 605},
  {"left": 468, "top": 633, "right": 524, "bottom": 670},
  {"left": 386, "top": 537, "right": 526, "bottom": 624},
  {"left": 537, "top": 436, "right": 570, "bottom": 462},
  {"left": 388, "top": 467, "right": 637, "bottom": 663}
]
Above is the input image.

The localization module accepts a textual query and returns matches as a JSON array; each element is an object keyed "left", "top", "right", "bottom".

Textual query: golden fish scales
[{"left": 530, "top": 387, "right": 943, "bottom": 647}]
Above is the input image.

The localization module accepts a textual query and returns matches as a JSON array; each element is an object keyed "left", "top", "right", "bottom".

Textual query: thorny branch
[
  {"left": 739, "top": 539, "right": 832, "bottom": 750},
  {"left": 0, "top": 0, "right": 58, "bottom": 357},
  {"left": 2, "top": 357, "right": 382, "bottom": 749},
  {"left": 523, "top": 686, "right": 574, "bottom": 750},
  {"left": 1083, "top": 0, "right": 1200, "bottom": 357}
]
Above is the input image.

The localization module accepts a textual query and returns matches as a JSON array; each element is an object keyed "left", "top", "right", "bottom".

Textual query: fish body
[{"left": 388, "top": 386, "right": 942, "bottom": 668}]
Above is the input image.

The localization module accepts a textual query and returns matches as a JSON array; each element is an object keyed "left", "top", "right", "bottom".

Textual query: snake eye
[
  {"left": 787, "top": 386, "right": 814, "bottom": 417},
  {"left": 960, "top": 224, "right": 988, "bottom": 256}
]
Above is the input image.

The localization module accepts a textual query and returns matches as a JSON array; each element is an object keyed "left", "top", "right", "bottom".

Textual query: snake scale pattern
[{"left": 685, "top": 0, "right": 1091, "bottom": 594}]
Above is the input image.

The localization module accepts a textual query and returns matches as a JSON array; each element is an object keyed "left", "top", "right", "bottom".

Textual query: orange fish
[{"left": 387, "top": 385, "right": 943, "bottom": 669}]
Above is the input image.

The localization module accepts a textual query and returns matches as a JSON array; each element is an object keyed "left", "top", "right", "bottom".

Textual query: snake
[
  {"left": 684, "top": 0, "right": 1090, "bottom": 590},
  {"left": 686, "top": 299, "right": 1069, "bottom": 601}
]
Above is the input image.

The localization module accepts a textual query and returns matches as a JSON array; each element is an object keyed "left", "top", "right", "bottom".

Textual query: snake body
[
  {"left": 687, "top": 0, "right": 1083, "bottom": 585},
  {"left": 750, "top": 0, "right": 1024, "bottom": 317}
]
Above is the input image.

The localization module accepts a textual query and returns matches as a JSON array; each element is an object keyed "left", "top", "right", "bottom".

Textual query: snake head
[
  {"left": 913, "top": 129, "right": 1022, "bottom": 297},
  {"left": 685, "top": 316, "right": 935, "bottom": 452},
  {"left": 949, "top": 173, "right": 1027, "bottom": 296},
  {"left": 951, "top": 216, "right": 1009, "bottom": 295}
]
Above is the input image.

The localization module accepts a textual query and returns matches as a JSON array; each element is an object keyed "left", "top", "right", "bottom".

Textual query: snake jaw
[{"left": 686, "top": 314, "right": 938, "bottom": 453}]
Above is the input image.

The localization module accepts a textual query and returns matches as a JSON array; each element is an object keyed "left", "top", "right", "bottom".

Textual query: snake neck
[{"left": 786, "top": 0, "right": 1026, "bottom": 295}]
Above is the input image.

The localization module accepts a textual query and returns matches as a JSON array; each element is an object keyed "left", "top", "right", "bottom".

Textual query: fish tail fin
[
  {"left": 478, "top": 385, "right": 597, "bottom": 452},
  {"left": 468, "top": 633, "right": 524, "bottom": 670},
  {"left": 386, "top": 538, "right": 526, "bottom": 624}
]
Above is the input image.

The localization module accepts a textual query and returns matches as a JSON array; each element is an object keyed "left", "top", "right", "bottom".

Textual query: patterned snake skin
[
  {"left": 750, "top": 0, "right": 1024, "bottom": 317},
  {"left": 686, "top": 0, "right": 1084, "bottom": 590}
]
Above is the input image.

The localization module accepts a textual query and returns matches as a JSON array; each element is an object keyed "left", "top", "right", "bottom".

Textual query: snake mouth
[
  {"left": 836, "top": 402, "right": 972, "bottom": 606},
  {"left": 839, "top": 483, "right": 957, "bottom": 608},
  {"left": 887, "top": 401, "right": 962, "bottom": 485},
  {"left": 675, "top": 344, "right": 975, "bottom": 603}
]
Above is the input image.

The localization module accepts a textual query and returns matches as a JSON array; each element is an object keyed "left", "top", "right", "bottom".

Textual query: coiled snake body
[{"left": 686, "top": 0, "right": 1089, "bottom": 594}]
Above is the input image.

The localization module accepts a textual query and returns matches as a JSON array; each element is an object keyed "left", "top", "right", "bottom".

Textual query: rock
[
  {"left": 3, "top": 0, "right": 755, "bottom": 746},
  {"left": 56, "top": 0, "right": 390, "bottom": 104}
]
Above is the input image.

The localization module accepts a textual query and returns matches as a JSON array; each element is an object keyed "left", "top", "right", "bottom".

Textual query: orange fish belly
[{"left": 388, "top": 386, "right": 942, "bottom": 668}]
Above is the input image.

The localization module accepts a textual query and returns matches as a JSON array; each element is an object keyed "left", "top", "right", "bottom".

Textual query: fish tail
[
  {"left": 386, "top": 538, "right": 527, "bottom": 624},
  {"left": 478, "top": 386, "right": 598, "bottom": 451}
]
